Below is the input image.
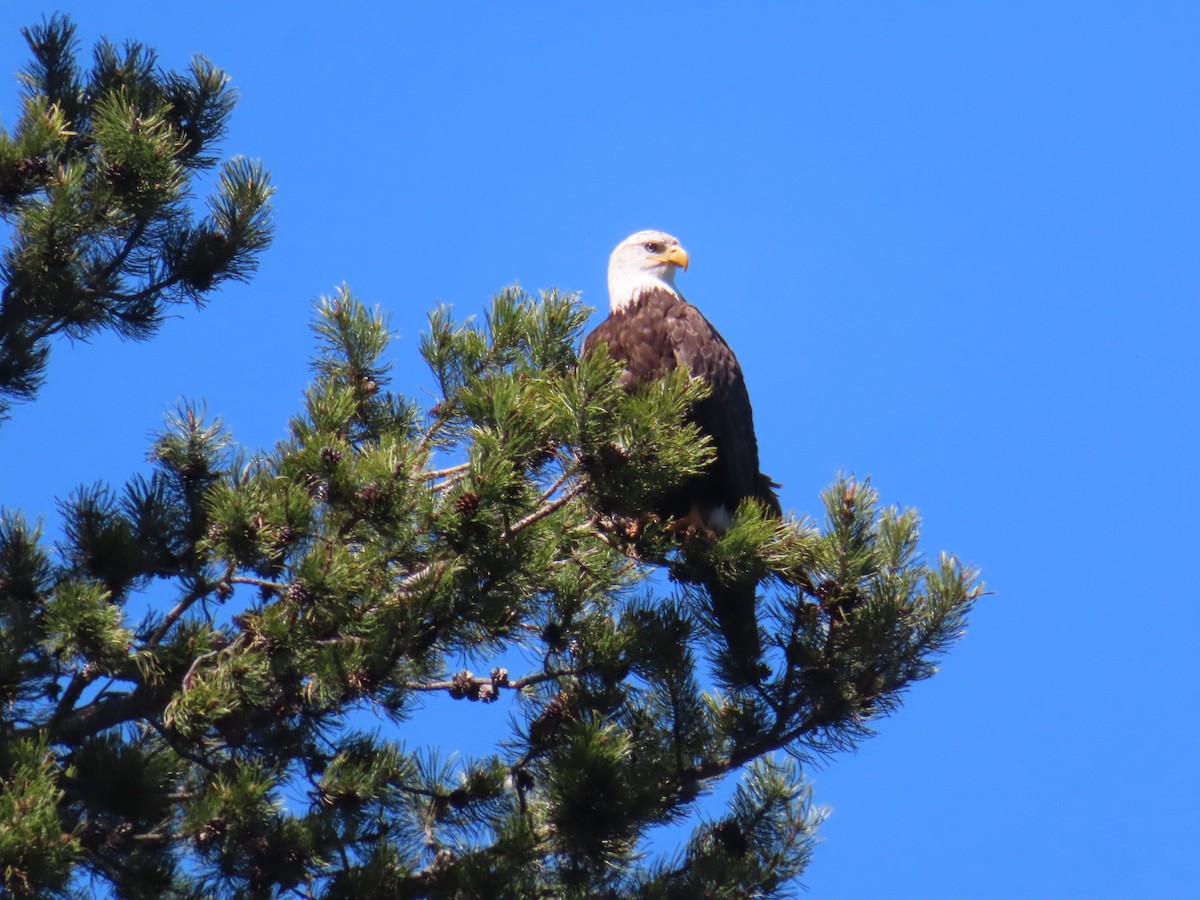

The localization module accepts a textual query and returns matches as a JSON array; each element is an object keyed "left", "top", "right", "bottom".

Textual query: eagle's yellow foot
[{"left": 667, "top": 505, "right": 717, "bottom": 542}]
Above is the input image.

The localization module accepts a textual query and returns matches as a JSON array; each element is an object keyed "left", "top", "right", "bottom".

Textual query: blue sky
[{"left": 2, "top": 3, "right": 1198, "bottom": 896}]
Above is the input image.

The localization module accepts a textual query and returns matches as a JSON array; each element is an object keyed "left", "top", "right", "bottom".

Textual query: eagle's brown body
[{"left": 583, "top": 286, "right": 780, "bottom": 528}]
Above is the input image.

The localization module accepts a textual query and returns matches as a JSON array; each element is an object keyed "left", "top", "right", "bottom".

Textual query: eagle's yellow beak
[{"left": 661, "top": 245, "right": 689, "bottom": 271}]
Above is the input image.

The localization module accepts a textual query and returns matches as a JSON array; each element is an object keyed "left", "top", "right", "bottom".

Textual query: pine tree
[
  {"left": 0, "top": 18, "right": 983, "bottom": 899},
  {"left": 0, "top": 15, "right": 273, "bottom": 421}
]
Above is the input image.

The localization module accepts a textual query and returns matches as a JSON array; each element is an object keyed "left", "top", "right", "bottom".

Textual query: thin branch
[
  {"left": 100, "top": 216, "right": 149, "bottom": 281},
  {"left": 94, "top": 271, "right": 186, "bottom": 306},
  {"left": 395, "top": 561, "right": 445, "bottom": 597},
  {"left": 405, "top": 668, "right": 572, "bottom": 694},
  {"left": 40, "top": 689, "right": 151, "bottom": 744},
  {"left": 424, "top": 462, "right": 470, "bottom": 481},
  {"left": 146, "top": 716, "right": 223, "bottom": 774},
  {"left": 52, "top": 663, "right": 98, "bottom": 723},
  {"left": 181, "top": 632, "right": 251, "bottom": 691},
  {"left": 230, "top": 575, "right": 289, "bottom": 594},
  {"left": 430, "top": 470, "right": 470, "bottom": 495},
  {"left": 144, "top": 576, "right": 222, "bottom": 647},
  {"left": 131, "top": 830, "right": 172, "bottom": 844},
  {"left": 534, "top": 468, "right": 573, "bottom": 506},
  {"left": 503, "top": 479, "right": 588, "bottom": 539},
  {"left": 413, "top": 404, "right": 457, "bottom": 460}
]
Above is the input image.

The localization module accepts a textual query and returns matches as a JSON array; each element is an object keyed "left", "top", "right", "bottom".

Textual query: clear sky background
[{"left": 1, "top": 3, "right": 1198, "bottom": 897}]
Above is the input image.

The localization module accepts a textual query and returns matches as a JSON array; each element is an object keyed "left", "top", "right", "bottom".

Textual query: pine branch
[
  {"left": 406, "top": 667, "right": 573, "bottom": 699},
  {"left": 503, "top": 478, "right": 587, "bottom": 538},
  {"left": 0, "top": 17, "right": 273, "bottom": 419},
  {"left": 43, "top": 688, "right": 151, "bottom": 744},
  {"left": 51, "top": 663, "right": 99, "bottom": 724},
  {"left": 228, "top": 575, "right": 288, "bottom": 594},
  {"left": 144, "top": 575, "right": 224, "bottom": 646},
  {"left": 425, "top": 462, "right": 470, "bottom": 481}
]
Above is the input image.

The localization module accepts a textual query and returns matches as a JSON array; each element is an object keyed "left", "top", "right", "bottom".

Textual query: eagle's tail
[
  {"left": 708, "top": 574, "right": 765, "bottom": 685},
  {"left": 756, "top": 472, "right": 783, "bottom": 519}
]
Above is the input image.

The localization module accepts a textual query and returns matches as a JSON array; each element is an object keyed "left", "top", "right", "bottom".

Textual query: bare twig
[
  {"left": 425, "top": 462, "right": 470, "bottom": 481},
  {"left": 503, "top": 479, "right": 587, "bottom": 539},
  {"left": 430, "top": 470, "right": 470, "bottom": 494},
  {"left": 395, "top": 561, "right": 446, "bottom": 597},
  {"left": 535, "top": 469, "right": 572, "bottom": 506},
  {"left": 230, "top": 575, "right": 289, "bottom": 593},
  {"left": 100, "top": 216, "right": 149, "bottom": 281}
]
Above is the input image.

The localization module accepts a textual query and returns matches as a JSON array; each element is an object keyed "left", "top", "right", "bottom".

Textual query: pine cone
[
  {"left": 196, "top": 816, "right": 227, "bottom": 848},
  {"left": 455, "top": 491, "right": 481, "bottom": 518},
  {"left": 712, "top": 821, "right": 749, "bottom": 858},
  {"left": 104, "top": 160, "right": 139, "bottom": 191},
  {"left": 529, "top": 691, "right": 573, "bottom": 745},
  {"left": 284, "top": 581, "right": 312, "bottom": 605},
  {"left": 450, "top": 670, "right": 475, "bottom": 699}
]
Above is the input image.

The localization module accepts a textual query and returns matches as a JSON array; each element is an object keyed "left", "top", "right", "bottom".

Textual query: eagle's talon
[{"left": 666, "top": 518, "right": 716, "bottom": 543}]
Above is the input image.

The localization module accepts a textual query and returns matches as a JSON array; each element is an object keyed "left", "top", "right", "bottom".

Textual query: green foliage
[
  {"left": 0, "top": 736, "right": 78, "bottom": 898},
  {"left": 0, "top": 281, "right": 982, "bottom": 896},
  {"left": 0, "top": 512, "right": 55, "bottom": 717},
  {"left": 635, "top": 758, "right": 825, "bottom": 899},
  {"left": 40, "top": 580, "right": 133, "bottom": 671},
  {"left": 0, "top": 14, "right": 273, "bottom": 420}
]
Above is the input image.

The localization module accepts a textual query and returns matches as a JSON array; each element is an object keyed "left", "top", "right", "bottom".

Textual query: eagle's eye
[{"left": 643, "top": 241, "right": 664, "bottom": 254}]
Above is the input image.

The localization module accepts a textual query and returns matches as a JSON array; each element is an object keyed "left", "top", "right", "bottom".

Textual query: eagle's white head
[{"left": 607, "top": 230, "right": 690, "bottom": 313}]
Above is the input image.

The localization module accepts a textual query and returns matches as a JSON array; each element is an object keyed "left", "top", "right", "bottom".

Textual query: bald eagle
[{"left": 583, "top": 230, "right": 780, "bottom": 675}]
